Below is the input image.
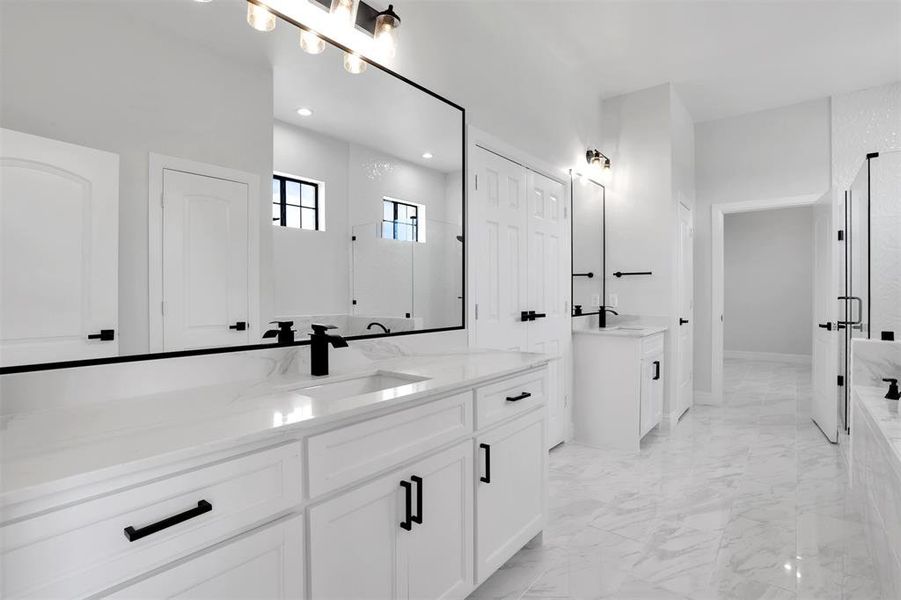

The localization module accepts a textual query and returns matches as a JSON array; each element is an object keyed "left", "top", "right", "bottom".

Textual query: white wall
[
  {"left": 694, "top": 98, "right": 831, "bottom": 392},
  {"left": 724, "top": 207, "right": 814, "bottom": 356},
  {"left": 0, "top": 2, "right": 274, "bottom": 355}
]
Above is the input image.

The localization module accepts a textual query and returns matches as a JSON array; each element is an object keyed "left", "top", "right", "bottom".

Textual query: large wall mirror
[{"left": 0, "top": 0, "right": 465, "bottom": 372}]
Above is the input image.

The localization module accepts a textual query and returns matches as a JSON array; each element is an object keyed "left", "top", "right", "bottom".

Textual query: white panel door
[
  {"left": 475, "top": 410, "right": 546, "bottom": 583},
  {"left": 402, "top": 443, "right": 473, "bottom": 600},
  {"left": 525, "top": 171, "right": 568, "bottom": 448},
  {"left": 162, "top": 170, "right": 250, "bottom": 351},
  {"left": 676, "top": 204, "right": 694, "bottom": 418},
  {"left": 812, "top": 192, "right": 838, "bottom": 442},
  {"left": 0, "top": 128, "right": 118, "bottom": 366},
  {"left": 472, "top": 147, "right": 528, "bottom": 351},
  {"left": 107, "top": 516, "right": 303, "bottom": 599}
]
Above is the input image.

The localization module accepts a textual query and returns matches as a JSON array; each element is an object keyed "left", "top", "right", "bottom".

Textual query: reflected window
[
  {"left": 273, "top": 174, "right": 321, "bottom": 231},
  {"left": 382, "top": 198, "right": 420, "bottom": 242}
]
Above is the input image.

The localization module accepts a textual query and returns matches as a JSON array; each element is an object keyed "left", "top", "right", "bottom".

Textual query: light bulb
[
  {"left": 299, "top": 29, "right": 326, "bottom": 54},
  {"left": 246, "top": 2, "right": 275, "bottom": 32},
  {"left": 343, "top": 52, "right": 367, "bottom": 74},
  {"left": 374, "top": 5, "right": 400, "bottom": 58},
  {"left": 330, "top": 0, "right": 356, "bottom": 26}
]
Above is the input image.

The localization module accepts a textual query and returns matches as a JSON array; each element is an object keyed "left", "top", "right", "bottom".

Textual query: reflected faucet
[
  {"left": 310, "top": 324, "right": 348, "bottom": 377},
  {"left": 366, "top": 321, "right": 391, "bottom": 334},
  {"left": 263, "top": 321, "right": 296, "bottom": 345},
  {"left": 598, "top": 306, "right": 619, "bottom": 329}
]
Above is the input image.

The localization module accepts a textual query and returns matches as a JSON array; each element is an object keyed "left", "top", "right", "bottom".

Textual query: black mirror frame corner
[{"left": 0, "top": 6, "right": 467, "bottom": 376}]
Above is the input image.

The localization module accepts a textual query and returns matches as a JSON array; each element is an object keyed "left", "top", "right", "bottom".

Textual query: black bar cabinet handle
[
  {"left": 506, "top": 392, "right": 532, "bottom": 402},
  {"left": 653, "top": 361, "right": 661, "bottom": 381},
  {"left": 123, "top": 499, "right": 212, "bottom": 542},
  {"left": 480, "top": 443, "right": 491, "bottom": 483},
  {"left": 410, "top": 475, "right": 423, "bottom": 525},
  {"left": 399, "top": 480, "right": 413, "bottom": 531}
]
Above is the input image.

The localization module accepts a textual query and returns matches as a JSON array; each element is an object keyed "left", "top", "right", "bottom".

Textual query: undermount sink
[{"left": 292, "top": 372, "right": 429, "bottom": 402}]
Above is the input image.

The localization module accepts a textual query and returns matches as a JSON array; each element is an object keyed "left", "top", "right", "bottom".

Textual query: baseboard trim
[
  {"left": 694, "top": 390, "right": 720, "bottom": 405},
  {"left": 724, "top": 350, "right": 812, "bottom": 364}
]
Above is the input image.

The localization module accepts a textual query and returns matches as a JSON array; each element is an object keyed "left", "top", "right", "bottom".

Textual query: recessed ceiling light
[
  {"left": 297, "top": 107, "right": 313, "bottom": 117},
  {"left": 422, "top": 152, "right": 433, "bottom": 159}
]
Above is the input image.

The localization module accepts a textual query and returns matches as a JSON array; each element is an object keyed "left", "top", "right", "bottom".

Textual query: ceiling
[{"left": 396, "top": 0, "right": 901, "bottom": 123}]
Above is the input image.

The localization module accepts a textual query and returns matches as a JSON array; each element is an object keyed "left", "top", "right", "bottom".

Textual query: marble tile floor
[{"left": 467, "top": 358, "right": 882, "bottom": 600}]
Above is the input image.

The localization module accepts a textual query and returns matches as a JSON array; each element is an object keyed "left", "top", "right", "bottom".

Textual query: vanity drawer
[
  {"left": 475, "top": 370, "right": 546, "bottom": 430},
  {"left": 307, "top": 391, "right": 472, "bottom": 498},
  {"left": 1, "top": 442, "right": 302, "bottom": 599}
]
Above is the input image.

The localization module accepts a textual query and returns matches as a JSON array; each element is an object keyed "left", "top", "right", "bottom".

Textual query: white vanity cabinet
[
  {"left": 573, "top": 329, "right": 666, "bottom": 451},
  {"left": 308, "top": 441, "right": 473, "bottom": 600},
  {"left": 106, "top": 515, "right": 304, "bottom": 599},
  {"left": 474, "top": 408, "right": 546, "bottom": 582}
]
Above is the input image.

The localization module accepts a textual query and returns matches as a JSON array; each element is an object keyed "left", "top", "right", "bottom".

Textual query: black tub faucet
[
  {"left": 598, "top": 306, "right": 618, "bottom": 328},
  {"left": 366, "top": 321, "right": 390, "bottom": 334},
  {"left": 310, "top": 324, "right": 348, "bottom": 377},
  {"left": 263, "top": 321, "right": 295, "bottom": 345},
  {"left": 884, "top": 378, "right": 900, "bottom": 400}
]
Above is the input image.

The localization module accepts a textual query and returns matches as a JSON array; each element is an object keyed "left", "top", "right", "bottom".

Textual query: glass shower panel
[
  {"left": 870, "top": 150, "right": 901, "bottom": 339},
  {"left": 351, "top": 222, "right": 414, "bottom": 323}
]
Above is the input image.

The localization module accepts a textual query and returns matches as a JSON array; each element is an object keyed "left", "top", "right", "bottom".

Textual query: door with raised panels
[
  {"left": 525, "top": 171, "right": 568, "bottom": 447},
  {"left": 0, "top": 128, "right": 119, "bottom": 366},
  {"left": 107, "top": 516, "right": 303, "bottom": 599},
  {"left": 162, "top": 170, "right": 251, "bottom": 351},
  {"left": 472, "top": 147, "right": 529, "bottom": 351}
]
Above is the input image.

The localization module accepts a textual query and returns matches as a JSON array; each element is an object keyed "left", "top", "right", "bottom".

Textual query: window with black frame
[
  {"left": 382, "top": 198, "right": 419, "bottom": 242},
  {"left": 272, "top": 174, "right": 320, "bottom": 231}
]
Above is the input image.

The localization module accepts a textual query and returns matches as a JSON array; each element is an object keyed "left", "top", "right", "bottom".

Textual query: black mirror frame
[{"left": 0, "top": 3, "right": 466, "bottom": 375}]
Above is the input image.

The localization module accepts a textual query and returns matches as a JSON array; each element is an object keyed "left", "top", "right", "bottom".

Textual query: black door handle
[
  {"left": 229, "top": 321, "right": 247, "bottom": 331},
  {"left": 480, "top": 443, "right": 491, "bottom": 483},
  {"left": 506, "top": 392, "right": 532, "bottom": 402},
  {"left": 410, "top": 475, "right": 423, "bottom": 525},
  {"left": 679, "top": 318, "right": 689, "bottom": 325},
  {"left": 818, "top": 323, "right": 833, "bottom": 331},
  {"left": 653, "top": 360, "right": 661, "bottom": 380},
  {"left": 124, "top": 499, "right": 212, "bottom": 542},
  {"left": 521, "top": 311, "right": 532, "bottom": 322},
  {"left": 530, "top": 311, "right": 547, "bottom": 320},
  {"left": 87, "top": 329, "right": 115, "bottom": 341},
  {"left": 399, "top": 480, "right": 413, "bottom": 531}
]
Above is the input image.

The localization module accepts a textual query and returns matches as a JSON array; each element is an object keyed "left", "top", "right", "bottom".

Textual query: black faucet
[
  {"left": 310, "top": 324, "right": 348, "bottom": 377},
  {"left": 263, "top": 321, "right": 296, "bottom": 345},
  {"left": 366, "top": 321, "right": 390, "bottom": 334},
  {"left": 884, "top": 378, "right": 900, "bottom": 400},
  {"left": 598, "top": 306, "right": 619, "bottom": 328}
]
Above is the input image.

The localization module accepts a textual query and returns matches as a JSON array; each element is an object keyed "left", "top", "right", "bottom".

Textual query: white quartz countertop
[
  {"left": 573, "top": 325, "right": 667, "bottom": 338},
  {"left": 0, "top": 350, "right": 549, "bottom": 502},
  {"left": 855, "top": 386, "right": 901, "bottom": 465}
]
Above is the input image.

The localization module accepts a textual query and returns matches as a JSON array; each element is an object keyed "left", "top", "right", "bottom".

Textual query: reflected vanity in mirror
[
  {"left": 0, "top": 0, "right": 464, "bottom": 371},
  {"left": 570, "top": 173, "right": 605, "bottom": 319}
]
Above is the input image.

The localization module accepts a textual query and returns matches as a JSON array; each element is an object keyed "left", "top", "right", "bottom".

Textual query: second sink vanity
[{"left": 0, "top": 349, "right": 550, "bottom": 599}]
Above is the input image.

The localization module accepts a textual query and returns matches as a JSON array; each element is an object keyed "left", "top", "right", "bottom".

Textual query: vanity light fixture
[
  {"left": 343, "top": 52, "right": 368, "bottom": 74},
  {"left": 586, "top": 148, "right": 611, "bottom": 172},
  {"left": 246, "top": 2, "right": 276, "bottom": 31},
  {"left": 300, "top": 29, "right": 326, "bottom": 54},
  {"left": 297, "top": 107, "right": 314, "bottom": 117},
  {"left": 373, "top": 4, "right": 401, "bottom": 58},
  {"left": 422, "top": 152, "right": 433, "bottom": 159},
  {"left": 330, "top": 0, "right": 357, "bottom": 26}
]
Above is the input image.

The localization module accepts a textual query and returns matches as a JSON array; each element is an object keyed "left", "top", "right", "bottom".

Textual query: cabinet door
[
  {"left": 308, "top": 471, "right": 403, "bottom": 600},
  {"left": 106, "top": 516, "right": 303, "bottom": 599},
  {"left": 639, "top": 354, "right": 664, "bottom": 437},
  {"left": 402, "top": 443, "right": 473, "bottom": 600},
  {"left": 475, "top": 409, "right": 546, "bottom": 583}
]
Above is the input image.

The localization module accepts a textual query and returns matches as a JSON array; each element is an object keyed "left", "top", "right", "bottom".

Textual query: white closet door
[
  {"left": 162, "top": 170, "right": 250, "bottom": 351},
  {"left": 675, "top": 204, "right": 694, "bottom": 418},
  {"left": 811, "top": 192, "right": 838, "bottom": 442},
  {"left": 0, "top": 128, "right": 119, "bottom": 366},
  {"left": 525, "top": 171, "right": 568, "bottom": 448},
  {"left": 472, "top": 147, "right": 528, "bottom": 351}
]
